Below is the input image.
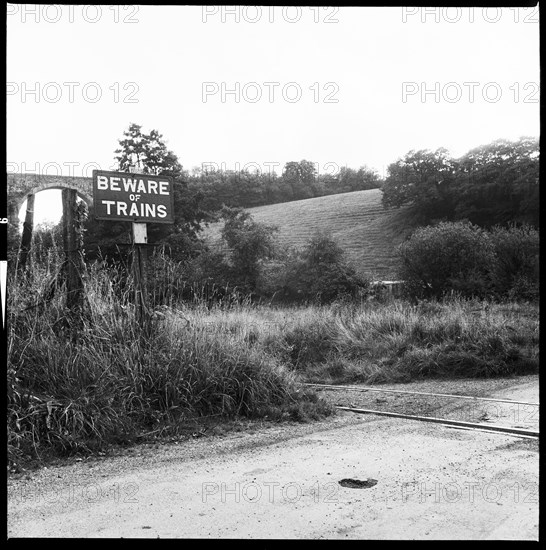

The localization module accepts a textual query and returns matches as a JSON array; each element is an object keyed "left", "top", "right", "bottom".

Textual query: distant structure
[{"left": 7, "top": 173, "right": 93, "bottom": 226}]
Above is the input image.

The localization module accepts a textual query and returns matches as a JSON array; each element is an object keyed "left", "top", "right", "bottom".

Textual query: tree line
[
  {"left": 187, "top": 160, "right": 382, "bottom": 211},
  {"left": 381, "top": 136, "right": 539, "bottom": 228}
]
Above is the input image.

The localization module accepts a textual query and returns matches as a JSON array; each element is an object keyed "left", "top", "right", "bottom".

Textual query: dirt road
[{"left": 8, "top": 376, "right": 539, "bottom": 539}]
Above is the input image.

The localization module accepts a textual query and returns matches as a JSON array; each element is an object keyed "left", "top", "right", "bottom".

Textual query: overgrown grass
[
  {"left": 256, "top": 298, "right": 539, "bottom": 383},
  {"left": 8, "top": 253, "right": 539, "bottom": 470},
  {"left": 168, "top": 296, "right": 538, "bottom": 385},
  {"left": 7, "top": 259, "right": 331, "bottom": 469}
]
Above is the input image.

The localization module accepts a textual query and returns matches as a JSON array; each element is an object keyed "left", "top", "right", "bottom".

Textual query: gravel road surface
[{"left": 8, "top": 375, "right": 539, "bottom": 539}]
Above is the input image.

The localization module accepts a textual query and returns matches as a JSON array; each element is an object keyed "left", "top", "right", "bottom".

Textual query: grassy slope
[{"left": 202, "top": 189, "right": 415, "bottom": 279}]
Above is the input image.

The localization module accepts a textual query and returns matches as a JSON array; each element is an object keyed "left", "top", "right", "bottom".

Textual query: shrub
[
  {"left": 180, "top": 208, "right": 279, "bottom": 302},
  {"left": 397, "top": 221, "right": 495, "bottom": 299},
  {"left": 220, "top": 206, "right": 278, "bottom": 294},
  {"left": 272, "top": 233, "right": 369, "bottom": 304},
  {"left": 488, "top": 224, "right": 539, "bottom": 300}
]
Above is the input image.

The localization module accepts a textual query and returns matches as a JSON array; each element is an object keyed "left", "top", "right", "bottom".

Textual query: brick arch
[{"left": 7, "top": 173, "right": 93, "bottom": 221}]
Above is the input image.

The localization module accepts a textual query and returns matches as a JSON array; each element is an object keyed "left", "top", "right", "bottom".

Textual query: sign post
[
  {"left": 130, "top": 171, "right": 149, "bottom": 321},
  {"left": 92, "top": 169, "right": 175, "bottom": 320}
]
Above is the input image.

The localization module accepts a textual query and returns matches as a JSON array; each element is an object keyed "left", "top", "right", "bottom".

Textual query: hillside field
[{"left": 202, "top": 188, "right": 414, "bottom": 279}]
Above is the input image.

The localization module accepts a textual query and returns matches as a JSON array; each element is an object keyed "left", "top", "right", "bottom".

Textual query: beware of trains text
[{"left": 92, "top": 170, "right": 174, "bottom": 224}]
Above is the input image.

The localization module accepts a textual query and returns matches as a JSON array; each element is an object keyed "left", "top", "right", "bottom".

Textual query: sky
[{"left": 7, "top": 5, "right": 540, "bottom": 224}]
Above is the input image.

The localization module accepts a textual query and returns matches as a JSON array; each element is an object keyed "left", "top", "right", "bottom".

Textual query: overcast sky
[{"left": 7, "top": 5, "right": 540, "bottom": 223}]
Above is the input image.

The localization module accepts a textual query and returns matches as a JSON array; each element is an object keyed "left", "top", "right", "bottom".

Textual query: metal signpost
[{"left": 92, "top": 169, "right": 175, "bottom": 319}]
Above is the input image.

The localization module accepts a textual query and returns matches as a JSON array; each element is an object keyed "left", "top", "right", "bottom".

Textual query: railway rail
[{"left": 307, "top": 383, "right": 539, "bottom": 439}]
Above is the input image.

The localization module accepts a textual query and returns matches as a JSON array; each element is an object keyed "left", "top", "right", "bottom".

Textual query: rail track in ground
[{"left": 306, "top": 383, "right": 540, "bottom": 439}]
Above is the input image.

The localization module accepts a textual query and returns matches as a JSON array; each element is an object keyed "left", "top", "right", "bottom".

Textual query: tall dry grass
[
  {"left": 8, "top": 244, "right": 539, "bottom": 469},
  {"left": 171, "top": 297, "right": 538, "bottom": 384},
  {"left": 278, "top": 299, "right": 539, "bottom": 383},
  {"left": 7, "top": 254, "right": 330, "bottom": 469}
]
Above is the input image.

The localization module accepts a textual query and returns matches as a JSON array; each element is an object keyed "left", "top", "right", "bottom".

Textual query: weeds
[
  {"left": 7, "top": 248, "right": 538, "bottom": 469},
  {"left": 280, "top": 298, "right": 538, "bottom": 383},
  {"left": 175, "top": 296, "right": 538, "bottom": 385},
  {"left": 7, "top": 256, "right": 331, "bottom": 469}
]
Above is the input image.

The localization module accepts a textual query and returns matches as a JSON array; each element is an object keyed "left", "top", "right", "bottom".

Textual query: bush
[
  {"left": 220, "top": 206, "right": 278, "bottom": 294},
  {"left": 397, "top": 221, "right": 495, "bottom": 299},
  {"left": 488, "top": 224, "right": 539, "bottom": 300},
  {"left": 179, "top": 208, "right": 279, "bottom": 302},
  {"left": 397, "top": 221, "right": 539, "bottom": 301},
  {"left": 194, "top": 228, "right": 369, "bottom": 306},
  {"left": 268, "top": 233, "right": 369, "bottom": 304}
]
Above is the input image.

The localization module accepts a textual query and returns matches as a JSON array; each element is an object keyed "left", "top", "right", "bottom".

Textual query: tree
[
  {"left": 114, "top": 123, "right": 182, "bottom": 177},
  {"left": 220, "top": 206, "right": 278, "bottom": 293},
  {"left": 382, "top": 138, "right": 539, "bottom": 228},
  {"left": 84, "top": 123, "right": 210, "bottom": 263},
  {"left": 455, "top": 137, "right": 539, "bottom": 227},
  {"left": 328, "top": 166, "right": 382, "bottom": 194},
  {"left": 381, "top": 148, "right": 457, "bottom": 222},
  {"left": 282, "top": 160, "right": 319, "bottom": 200}
]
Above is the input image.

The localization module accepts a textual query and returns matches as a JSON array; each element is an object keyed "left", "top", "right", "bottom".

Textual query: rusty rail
[
  {"left": 335, "top": 406, "right": 539, "bottom": 439},
  {"left": 306, "top": 383, "right": 539, "bottom": 407}
]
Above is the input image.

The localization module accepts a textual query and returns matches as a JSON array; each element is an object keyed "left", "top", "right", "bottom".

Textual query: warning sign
[{"left": 92, "top": 170, "right": 175, "bottom": 224}]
